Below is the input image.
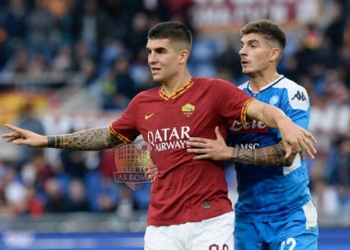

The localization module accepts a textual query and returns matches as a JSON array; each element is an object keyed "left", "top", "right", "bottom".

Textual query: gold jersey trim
[
  {"left": 109, "top": 124, "right": 132, "bottom": 144},
  {"left": 159, "top": 80, "right": 193, "bottom": 100},
  {"left": 241, "top": 98, "right": 255, "bottom": 125}
]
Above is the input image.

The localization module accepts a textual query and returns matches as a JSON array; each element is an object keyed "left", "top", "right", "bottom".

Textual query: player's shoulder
[
  {"left": 134, "top": 86, "right": 162, "bottom": 99},
  {"left": 274, "top": 76, "right": 308, "bottom": 94},
  {"left": 193, "top": 77, "right": 237, "bottom": 89},
  {"left": 275, "top": 76, "right": 309, "bottom": 110}
]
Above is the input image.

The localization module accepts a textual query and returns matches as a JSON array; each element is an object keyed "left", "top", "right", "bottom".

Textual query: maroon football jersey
[{"left": 109, "top": 77, "right": 253, "bottom": 226}]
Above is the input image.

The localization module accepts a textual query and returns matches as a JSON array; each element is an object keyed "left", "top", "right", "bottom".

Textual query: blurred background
[{"left": 0, "top": 0, "right": 349, "bottom": 249}]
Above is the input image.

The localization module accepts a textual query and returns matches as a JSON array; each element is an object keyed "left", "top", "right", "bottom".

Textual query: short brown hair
[
  {"left": 240, "top": 20, "right": 286, "bottom": 50},
  {"left": 148, "top": 21, "right": 192, "bottom": 50}
]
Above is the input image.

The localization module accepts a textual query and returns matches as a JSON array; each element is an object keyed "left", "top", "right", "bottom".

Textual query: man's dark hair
[
  {"left": 240, "top": 20, "right": 286, "bottom": 50},
  {"left": 148, "top": 21, "right": 192, "bottom": 50}
]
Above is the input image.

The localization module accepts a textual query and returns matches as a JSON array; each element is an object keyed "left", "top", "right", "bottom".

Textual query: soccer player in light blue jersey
[{"left": 187, "top": 20, "right": 318, "bottom": 250}]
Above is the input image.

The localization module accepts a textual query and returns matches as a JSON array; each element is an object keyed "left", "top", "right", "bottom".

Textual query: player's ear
[
  {"left": 269, "top": 47, "right": 281, "bottom": 62},
  {"left": 179, "top": 49, "right": 189, "bottom": 64}
]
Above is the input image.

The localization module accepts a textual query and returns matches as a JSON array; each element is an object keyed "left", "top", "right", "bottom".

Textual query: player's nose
[{"left": 148, "top": 52, "right": 158, "bottom": 64}]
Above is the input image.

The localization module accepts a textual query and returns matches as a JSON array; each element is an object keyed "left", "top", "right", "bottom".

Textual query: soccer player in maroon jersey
[{"left": 2, "top": 21, "right": 316, "bottom": 250}]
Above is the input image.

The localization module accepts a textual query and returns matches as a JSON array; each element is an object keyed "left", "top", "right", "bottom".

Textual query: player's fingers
[
  {"left": 300, "top": 139, "right": 315, "bottom": 159},
  {"left": 293, "top": 141, "right": 306, "bottom": 159},
  {"left": 144, "top": 165, "right": 157, "bottom": 174},
  {"left": 144, "top": 165, "right": 150, "bottom": 174},
  {"left": 5, "top": 124, "right": 24, "bottom": 134},
  {"left": 5, "top": 137, "right": 18, "bottom": 143},
  {"left": 2, "top": 131, "right": 19, "bottom": 138},
  {"left": 150, "top": 172, "right": 158, "bottom": 182},
  {"left": 1, "top": 133, "right": 10, "bottom": 138},
  {"left": 187, "top": 137, "right": 209, "bottom": 144},
  {"left": 304, "top": 134, "right": 317, "bottom": 154},
  {"left": 305, "top": 131, "right": 317, "bottom": 144},
  {"left": 13, "top": 138, "right": 26, "bottom": 145},
  {"left": 186, "top": 141, "right": 207, "bottom": 148},
  {"left": 214, "top": 126, "right": 224, "bottom": 142},
  {"left": 187, "top": 148, "right": 208, "bottom": 154},
  {"left": 147, "top": 168, "right": 158, "bottom": 174},
  {"left": 283, "top": 142, "right": 293, "bottom": 159},
  {"left": 192, "top": 154, "right": 210, "bottom": 160},
  {"left": 146, "top": 172, "right": 157, "bottom": 182},
  {"left": 1, "top": 133, "right": 13, "bottom": 140}
]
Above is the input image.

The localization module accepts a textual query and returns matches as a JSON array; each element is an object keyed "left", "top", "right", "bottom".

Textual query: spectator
[
  {"left": 67, "top": 179, "right": 91, "bottom": 212},
  {"left": 91, "top": 55, "right": 138, "bottom": 110},
  {"left": 21, "top": 151, "right": 56, "bottom": 193},
  {"left": 325, "top": 135, "right": 350, "bottom": 207},
  {"left": 24, "top": 185, "right": 44, "bottom": 217},
  {"left": 213, "top": 35, "right": 242, "bottom": 82},
  {"left": 116, "top": 185, "right": 139, "bottom": 219},
  {"left": 43, "top": 177, "right": 69, "bottom": 213}
]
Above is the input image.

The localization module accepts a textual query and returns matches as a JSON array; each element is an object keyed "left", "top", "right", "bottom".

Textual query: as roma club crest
[
  {"left": 181, "top": 103, "right": 195, "bottom": 117},
  {"left": 113, "top": 140, "right": 153, "bottom": 190}
]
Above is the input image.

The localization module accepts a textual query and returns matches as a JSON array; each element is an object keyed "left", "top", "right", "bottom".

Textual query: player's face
[
  {"left": 146, "top": 38, "right": 183, "bottom": 83},
  {"left": 239, "top": 33, "right": 275, "bottom": 76}
]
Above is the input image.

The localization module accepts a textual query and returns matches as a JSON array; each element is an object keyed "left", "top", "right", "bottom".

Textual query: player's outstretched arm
[
  {"left": 2, "top": 123, "right": 123, "bottom": 150},
  {"left": 245, "top": 99, "right": 317, "bottom": 159},
  {"left": 187, "top": 126, "right": 297, "bottom": 166}
]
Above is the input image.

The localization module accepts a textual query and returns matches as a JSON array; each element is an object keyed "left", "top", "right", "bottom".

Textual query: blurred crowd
[{"left": 0, "top": 0, "right": 350, "bottom": 219}]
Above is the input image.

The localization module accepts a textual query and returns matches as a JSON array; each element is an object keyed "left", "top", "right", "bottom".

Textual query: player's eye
[{"left": 157, "top": 50, "right": 165, "bottom": 54}]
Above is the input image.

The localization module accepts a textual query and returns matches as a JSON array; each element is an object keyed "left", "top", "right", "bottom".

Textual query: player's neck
[
  {"left": 249, "top": 72, "right": 281, "bottom": 93},
  {"left": 161, "top": 71, "right": 192, "bottom": 96}
]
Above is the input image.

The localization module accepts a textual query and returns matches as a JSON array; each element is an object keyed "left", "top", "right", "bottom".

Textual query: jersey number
[
  {"left": 209, "top": 244, "right": 229, "bottom": 250},
  {"left": 280, "top": 238, "right": 296, "bottom": 250}
]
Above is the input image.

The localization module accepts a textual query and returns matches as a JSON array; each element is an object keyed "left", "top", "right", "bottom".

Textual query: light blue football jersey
[{"left": 228, "top": 75, "right": 312, "bottom": 222}]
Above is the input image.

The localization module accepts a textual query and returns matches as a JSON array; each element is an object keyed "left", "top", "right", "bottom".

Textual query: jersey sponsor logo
[
  {"left": 144, "top": 113, "right": 155, "bottom": 120},
  {"left": 181, "top": 103, "right": 195, "bottom": 117},
  {"left": 291, "top": 91, "right": 307, "bottom": 102},
  {"left": 234, "top": 142, "right": 260, "bottom": 149},
  {"left": 229, "top": 120, "right": 268, "bottom": 134},
  {"left": 147, "top": 126, "right": 190, "bottom": 152}
]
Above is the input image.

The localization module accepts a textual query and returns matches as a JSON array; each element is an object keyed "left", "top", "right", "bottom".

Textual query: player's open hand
[
  {"left": 1, "top": 123, "right": 47, "bottom": 148},
  {"left": 187, "top": 126, "right": 231, "bottom": 160},
  {"left": 144, "top": 162, "right": 158, "bottom": 182},
  {"left": 278, "top": 118, "right": 317, "bottom": 159}
]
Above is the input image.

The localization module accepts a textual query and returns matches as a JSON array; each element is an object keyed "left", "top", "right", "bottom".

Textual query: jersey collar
[
  {"left": 248, "top": 75, "right": 285, "bottom": 93},
  {"left": 159, "top": 79, "right": 194, "bottom": 100}
]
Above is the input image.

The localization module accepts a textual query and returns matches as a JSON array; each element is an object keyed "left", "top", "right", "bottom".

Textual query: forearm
[
  {"left": 231, "top": 141, "right": 297, "bottom": 166},
  {"left": 260, "top": 103, "right": 291, "bottom": 129},
  {"left": 47, "top": 127, "right": 123, "bottom": 150}
]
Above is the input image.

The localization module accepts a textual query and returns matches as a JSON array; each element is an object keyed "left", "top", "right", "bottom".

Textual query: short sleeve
[
  {"left": 210, "top": 78, "right": 253, "bottom": 123},
  {"left": 109, "top": 96, "right": 140, "bottom": 143}
]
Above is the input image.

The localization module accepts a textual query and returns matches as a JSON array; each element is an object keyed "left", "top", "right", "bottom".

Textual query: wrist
[
  {"left": 276, "top": 116, "right": 291, "bottom": 129},
  {"left": 47, "top": 135, "right": 62, "bottom": 148},
  {"left": 47, "top": 136, "right": 53, "bottom": 147},
  {"left": 230, "top": 147, "right": 238, "bottom": 161}
]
